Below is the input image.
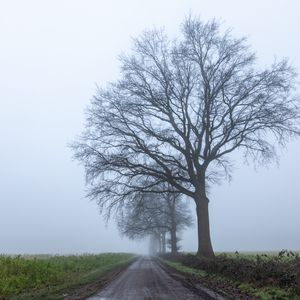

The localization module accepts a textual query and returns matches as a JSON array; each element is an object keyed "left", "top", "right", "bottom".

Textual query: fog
[{"left": 0, "top": 0, "right": 299, "bottom": 254}]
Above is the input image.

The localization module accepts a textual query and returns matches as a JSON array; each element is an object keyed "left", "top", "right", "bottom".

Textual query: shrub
[{"left": 161, "top": 250, "right": 300, "bottom": 295}]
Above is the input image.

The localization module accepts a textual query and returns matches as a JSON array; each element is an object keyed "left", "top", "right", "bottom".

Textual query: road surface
[{"left": 87, "top": 256, "right": 205, "bottom": 299}]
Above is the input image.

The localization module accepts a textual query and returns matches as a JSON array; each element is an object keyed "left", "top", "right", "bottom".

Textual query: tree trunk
[
  {"left": 156, "top": 233, "right": 162, "bottom": 254},
  {"left": 162, "top": 232, "right": 166, "bottom": 254},
  {"left": 170, "top": 228, "right": 177, "bottom": 254},
  {"left": 159, "top": 235, "right": 162, "bottom": 254},
  {"left": 195, "top": 192, "right": 214, "bottom": 257},
  {"left": 170, "top": 196, "right": 178, "bottom": 254}
]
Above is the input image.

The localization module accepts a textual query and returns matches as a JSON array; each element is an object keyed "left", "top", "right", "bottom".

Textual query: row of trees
[
  {"left": 73, "top": 16, "right": 299, "bottom": 257},
  {"left": 117, "top": 189, "right": 193, "bottom": 254}
]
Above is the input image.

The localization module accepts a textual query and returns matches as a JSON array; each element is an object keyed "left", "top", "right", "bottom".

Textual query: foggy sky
[{"left": 0, "top": 0, "right": 299, "bottom": 254}]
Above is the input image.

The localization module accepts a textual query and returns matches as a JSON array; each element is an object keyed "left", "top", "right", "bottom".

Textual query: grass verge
[{"left": 0, "top": 253, "right": 135, "bottom": 300}]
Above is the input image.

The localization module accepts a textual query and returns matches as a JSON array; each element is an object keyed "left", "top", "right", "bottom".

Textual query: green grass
[
  {"left": 0, "top": 253, "right": 134, "bottom": 300},
  {"left": 162, "top": 260, "right": 207, "bottom": 277},
  {"left": 238, "top": 283, "right": 298, "bottom": 300}
]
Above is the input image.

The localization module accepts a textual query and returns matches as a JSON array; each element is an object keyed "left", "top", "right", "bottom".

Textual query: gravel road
[{"left": 86, "top": 256, "right": 204, "bottom": 299}]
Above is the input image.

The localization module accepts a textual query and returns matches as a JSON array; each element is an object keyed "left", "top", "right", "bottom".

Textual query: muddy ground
[{"left": 66, "top": 256, "right": 229, "bottom": 300}]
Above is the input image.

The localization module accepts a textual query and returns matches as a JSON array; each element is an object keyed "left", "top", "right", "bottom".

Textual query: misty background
[{"left": 0, "top": 0, "right": 299, "bottom": 254}]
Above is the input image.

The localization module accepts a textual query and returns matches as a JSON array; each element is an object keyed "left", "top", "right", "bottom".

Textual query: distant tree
[
  {"left": 73, "top": 16, "right": 300, "bottom": 257},
  {"left": 149, "top": 234, "right": 159, "bottom": 256},
  {"left": 164, "top": 193, "right": 192, "bottom": 253},
  {"left": 119, "top": 195, "right": 167, "bottom": 254},
  {"left": 118, "top": 190, "right": 193, "bottom": 254}
]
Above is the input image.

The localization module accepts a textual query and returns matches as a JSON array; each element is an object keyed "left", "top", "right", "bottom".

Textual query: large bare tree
[{"left": 73, "top": 17, "right": 299, "bottom": 257}]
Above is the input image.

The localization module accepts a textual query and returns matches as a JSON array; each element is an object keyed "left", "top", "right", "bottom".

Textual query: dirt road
[{"left": 86, "top": 256, "right": 221, "bottom": 300}]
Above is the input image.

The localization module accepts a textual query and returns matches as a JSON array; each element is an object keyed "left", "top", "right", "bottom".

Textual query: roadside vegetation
[
  {"left": 0, "top": 253, "right": 134, "bottom": 300},
  {"left": 161, "top": 250, "right": 300, "bottom": 300}
]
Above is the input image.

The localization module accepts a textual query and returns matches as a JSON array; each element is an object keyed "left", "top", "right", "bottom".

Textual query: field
[
  {"left": 161, "top": 250, "right": 300, "bottom": 300},
  {"left": 0, "top": 253, "right": 134, "bottom": 300}
]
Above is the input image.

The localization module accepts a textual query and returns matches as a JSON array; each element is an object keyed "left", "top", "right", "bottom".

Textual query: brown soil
[{"left": 86, "top": 256, "right": 203, "bottom": 299}]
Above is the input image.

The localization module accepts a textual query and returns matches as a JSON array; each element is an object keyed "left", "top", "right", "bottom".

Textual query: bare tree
[
  {"left": 164, "top": 193, "right": 192, "bottom": 253},
  {"left": 118, "top": 195, "right": 168, "bottom": 254},
  {"left": 118, "top": 191, "right": 193, "bottom": 254},
  {"left": 73, "top": 16, "right": 299, "bottom": 257}
]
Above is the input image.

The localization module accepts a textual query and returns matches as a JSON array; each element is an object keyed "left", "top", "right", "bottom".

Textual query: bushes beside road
[{"left": 161, "top": 251, "right": 300, "bottom": 299}]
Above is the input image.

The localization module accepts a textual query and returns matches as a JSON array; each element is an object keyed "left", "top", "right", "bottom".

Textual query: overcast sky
[{"left": 0, "top": 0, "right": 299, "bottom": 254}]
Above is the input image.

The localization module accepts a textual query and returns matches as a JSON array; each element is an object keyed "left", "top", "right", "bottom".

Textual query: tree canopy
[{"left": 73, "top": 16, "right": 299, "bottom": 257}]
